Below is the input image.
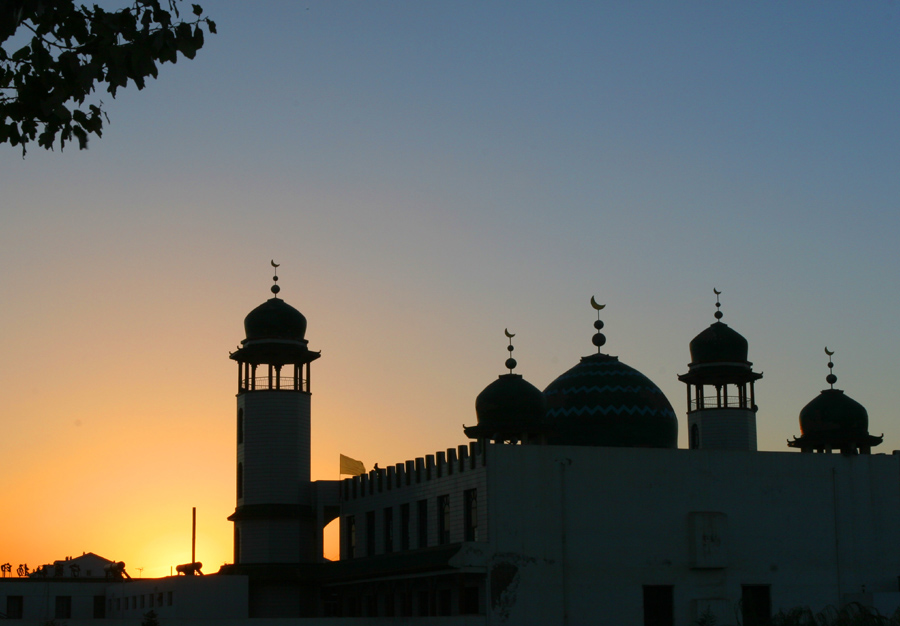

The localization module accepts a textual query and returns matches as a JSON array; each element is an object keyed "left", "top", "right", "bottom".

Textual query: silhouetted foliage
[
  {"left": 142, "top": 609, "right": 159, "bottom": 626},
  {"left": 0, "top": 0, "right": 215, "bottom": 154}
]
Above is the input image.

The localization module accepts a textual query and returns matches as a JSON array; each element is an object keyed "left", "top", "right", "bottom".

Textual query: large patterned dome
[{"left": 543, "top": 353, "right": 677, "bottom": 448}]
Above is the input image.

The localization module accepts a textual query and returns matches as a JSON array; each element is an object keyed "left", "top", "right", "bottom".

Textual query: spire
[
  {"left": 504, "top": 328, "right": 517, "bottom": 373},
  {"left": 590, "top": 295, "right": 606, "bottom": 353},
  {"left": 713, "top": 287, "right": 723, "bottom": 320},
  {"left": 270, "top": 259, "right": 281, "bottom": 297},
  {"left": 825, "top": 347, "right": 837, "bottom": 389}
]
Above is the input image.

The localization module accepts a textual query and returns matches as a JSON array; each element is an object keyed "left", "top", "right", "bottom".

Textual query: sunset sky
[{"left": 2, "top": 2, "right": 899, "bottom": 578}]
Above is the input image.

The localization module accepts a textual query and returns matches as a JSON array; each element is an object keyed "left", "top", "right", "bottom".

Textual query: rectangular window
[
  {"left": 741, "top": 585, "right": 771, "bottom": 626},
  {"left": 643, "top": 585, "right": 673, "bottom": 626},
  {"left": 462, "top": 586, "right": 479, "bottom": 615},
  {"left": 417, "top": 590, "right": 430, "bottom": 616},
  {"left": 366, "top": 510, "right": 376, "bottom": 556},
  {"left": 438, "top": 494, "right": 450, "bottom": 544},
  {"left": 93, "top": 595, "right": 106, "bottom": 618},
  {"left": 346, "top": 515, "right": 356, "bottom": 558},
  {"left": 464, "top": 488, "right": 478, "bottom": 541},
  {"left": 55, "top": 596, "right": 72, "bottom": 619},
  {"left": 417, "top": 499, "right": 428, "bottom": 548},
  {"left": 157, "top": 592, "right": 163, "bottom": 607},
  {"left": 167, "top": 591, "right": 173, "bottom": 606},
  {"left": 401, "top": 503, "right": 410, "bottom": 550},
  {"left": 384, "top": 507, "right": 394, "bottom": 554},
  {"left": 438, "top": 589, "right": 452, "bottom": 616},
  {"left": 6, "top": 596, "right": 23, "bottom": 619}
]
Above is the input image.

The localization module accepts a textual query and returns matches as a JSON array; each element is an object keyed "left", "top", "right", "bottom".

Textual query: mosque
[{"left": 2, "top": 273, "right": 898, "bottom": 626}]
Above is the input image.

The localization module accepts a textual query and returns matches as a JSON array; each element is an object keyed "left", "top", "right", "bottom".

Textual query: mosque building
[{"left": 2, "top": 272, "right": 897, "bottom": 626}]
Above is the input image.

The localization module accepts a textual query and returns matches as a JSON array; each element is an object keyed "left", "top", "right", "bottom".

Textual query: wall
[{"left": 485, "top": 445, "right": 900, "bottom": 626}]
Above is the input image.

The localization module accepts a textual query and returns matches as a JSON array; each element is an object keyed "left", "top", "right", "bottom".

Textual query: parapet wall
[{"left": 342, "top": 441, "right": 486, "bottom": 501}]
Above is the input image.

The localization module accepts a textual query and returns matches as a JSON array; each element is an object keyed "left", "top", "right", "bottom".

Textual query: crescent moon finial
[
  {"left": 504, "top": 328, "right": 515, "bottom": 339},
  {"left": 825, "top": 347, "right": 834, "bottom": 356},
  {"left": 713, "top": 288, "right": 721, "bottom": 296},
  {"left": 271, "top": 260, "right": 280, "bottom": 268},
  {"left": 590, "top": 296, "right": 606, "bottom": 311}
]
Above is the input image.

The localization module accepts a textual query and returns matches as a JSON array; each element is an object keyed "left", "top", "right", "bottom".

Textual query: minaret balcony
[{"left": 690, "top": 395, "right": 752, "bottom": 411}]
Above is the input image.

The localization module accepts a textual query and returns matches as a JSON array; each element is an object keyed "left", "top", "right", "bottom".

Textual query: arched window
[
  {"left": 690, "top": 424, "right": 700, "bottom": 450},
  {"left": 237, "top": 409, "right": 244, "bottom": 444},
  {"left": 237, "top": 462, "right": 244, "bottom": 499}
]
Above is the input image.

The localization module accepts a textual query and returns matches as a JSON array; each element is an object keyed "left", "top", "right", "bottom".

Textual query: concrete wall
[
  {"left": 105, "top": 575, "right": 248, "bottom": 619},
  {"left": 485, "top": 445, "right": 900, "bottom": 626},
  {"left": 340, "top": 443, "right": 488, "bottom": 558}
]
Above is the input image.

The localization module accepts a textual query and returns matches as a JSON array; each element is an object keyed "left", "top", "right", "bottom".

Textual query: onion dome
[
  {"left": 230, "top": 264, "right": 320, "bottom": 367},
  {"left": 788, "top": 349, "right": 882, "bottom": 454},
  {"left": 244, "top": 298, "right": 307, "bottom": 341},
  {"left": 688, "top": 292, "right": 749, "bottom": 365},
  {"left": 542, "top": 298, "right": 678, "bottom": 448},
  {"left": 464, "top": 330, "right": 547, "bottom": 444}
]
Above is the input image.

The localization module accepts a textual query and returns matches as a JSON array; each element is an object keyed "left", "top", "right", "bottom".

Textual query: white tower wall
[{"left": 689, "top": 408, "right": 757, "bottom": 451}]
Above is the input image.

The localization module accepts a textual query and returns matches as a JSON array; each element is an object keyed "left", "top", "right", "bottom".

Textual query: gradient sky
[{"left": 2, "top": 1, "right": 899, "bottom": 578}]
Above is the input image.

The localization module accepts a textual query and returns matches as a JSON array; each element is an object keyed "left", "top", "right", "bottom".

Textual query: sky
[{"left": 2, "top": 1, "right": 900, "bottom": 578}]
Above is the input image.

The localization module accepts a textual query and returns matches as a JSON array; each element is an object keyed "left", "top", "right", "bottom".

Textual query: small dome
[
  {"left": 543, "top": 353, "right": 677, "bottom": 448},
  {"left": 467, "top": 374, "right": 545, "bottom": 440},
  {"left": 244, "top": 298, "right": 307, "bottom": 341},
  {"left": 689, "top": 322, "right": 749, "bottom": 364},
  {"left": 799, "top": 389, "right": 868, "bottom": 438}
]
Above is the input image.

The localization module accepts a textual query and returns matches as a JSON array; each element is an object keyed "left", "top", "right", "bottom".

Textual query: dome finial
[
  {"left": 590, "top": 295, "right": 606, "bottom": 353},
  {"left": 825, "top": 346, "right": 837, "bottom": 389},
  {"left": 713, "top": 288, "right": 723, "bottom": 320},
  {"left": 504, "top": 328, "right": 517, "bottom": 373},
  {"left": 270, "top": 259, "right": 281, "bottom": 297}
]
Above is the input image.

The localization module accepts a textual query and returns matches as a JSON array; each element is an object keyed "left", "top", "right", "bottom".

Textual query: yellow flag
[{"left": 340, "top": 454, "right": 366, "bottom": 476}]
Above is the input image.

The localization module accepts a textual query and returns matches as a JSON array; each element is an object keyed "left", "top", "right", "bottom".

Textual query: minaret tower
[
  {"left": 678, "top": 290, "right": 762, "bottom": 451},
  {"left": 227, "top": 262, "right": 320, "bottom": 564}
]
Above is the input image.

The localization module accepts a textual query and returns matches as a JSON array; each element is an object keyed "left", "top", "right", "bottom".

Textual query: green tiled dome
[{"left": 543, "top": 353, "right": 677, "bottom": 448}]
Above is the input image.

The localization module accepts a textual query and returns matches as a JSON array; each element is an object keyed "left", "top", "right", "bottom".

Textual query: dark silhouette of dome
[
  {"left": 244, "top": 298, "right": 307, "bottom": 341},
  {"left": 465, "top": 374, "right": 546, "bottom": 442},
  {"left": 543, "top": 353, "right": 677, "bottom": 448},
  {"left": 798, "top": 389, "right": 868, "bottom": 438},
  {"left": 689, "top": 322, "right": 749, "bottom": 364}
]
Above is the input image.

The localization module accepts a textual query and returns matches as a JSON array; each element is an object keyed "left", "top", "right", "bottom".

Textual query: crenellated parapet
[{"left": 342, "top": 442, "right": 486, "bottom": 501}]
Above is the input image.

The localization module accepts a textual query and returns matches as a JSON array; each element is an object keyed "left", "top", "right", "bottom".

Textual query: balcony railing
[
  {"left": 241, "top": 376, "right": 307, "bottom": 391},
  {"left": 689, "top": 395, "right": 751, "bottom": 411}
]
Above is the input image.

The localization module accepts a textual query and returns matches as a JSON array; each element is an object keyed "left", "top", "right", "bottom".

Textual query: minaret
[
  {"left": 227, "top": 262, "right": 320, "bottom": 564},
  {"left": 678, "top": 290, "right": 762, "bottom": 451}
]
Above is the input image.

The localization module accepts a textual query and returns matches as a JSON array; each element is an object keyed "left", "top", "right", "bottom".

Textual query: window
[
  {"left": 438, "top": 495, "right": 450, "bottom": 544},
  {"left": 417, "top": 499, "right": 428, "bottom": 548},
  {"left": 55, "top": 596, "right": 72, "bottom": 619},
  {"left": 93, "top": 595, "right": 106, "bottom": 618},
  {"left": 237, "top": 408, "right": 244, "bottom": 444},
  {"left": 384, "top": 507, "right": 394, "bottom": 554},
  {"left": 464, "top": 488, "right": 478, "bottom": 541},
  {"left": 346, "top": 515, "right": 356, "bottom": 558},
  {"left": 366, "top": 510, "right": 376, "bottom": 556},
  {"left": 438, "top": 589, "right": 452, "bottom": 616},
  {"left": 167, "top": 591, "right": 173, "bottom": 606},
  {"left": 234, "top": 527, "right": 241, "bottom": 563},
  {"left": 643, "top": 585, "right": 673, "bottom": 626},
  {"left": 141, "top": 594, "right": 146, "bottom": 609},
  {"left": 742, "top": 585, "right": 771, "bottom": 626},
  {"left": 6, "top": 596, "right": 23, "bottom": 619},
  {"left": 690, "top": 424, "right": 700, "bottom": 449},
  {"left": 462, "top": 587, "right": 479, "bottom": 615},
  {"left": 401, "top": 503, "right": 410, "bottom": 550},
  {"left": 157, "top": 593, "right": 163, "bottom": 607},
  {"left": 417, "top": 590, "right": 430, "bottom": 616},
  {"left": 237, "top": 462, "right": 244, "bottom": 499}
]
